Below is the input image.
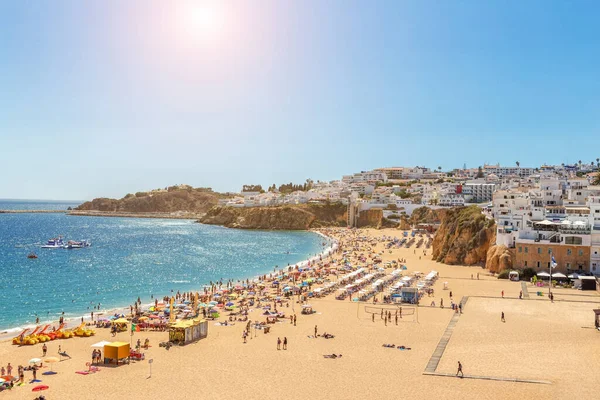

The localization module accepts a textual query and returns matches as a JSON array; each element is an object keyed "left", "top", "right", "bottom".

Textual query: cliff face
[
  {"left": 485, "top": 245, "right": 515, "bottom": 273},
  {"left": 432, "top": 206, "right": 496, "bottom": 265},
  {"left": 198, "top": 203, "right": 347, "bottom": 230},
  {"left": 398, "top": 206, "right": 447, "bottom": 230},
  {"left": 76, "top": 186, "right": 219, "bottom": 214}
]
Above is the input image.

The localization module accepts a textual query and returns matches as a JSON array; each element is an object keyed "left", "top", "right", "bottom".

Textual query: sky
[{"left": 1, "top": 0, "right": 599, "bottom": 200}]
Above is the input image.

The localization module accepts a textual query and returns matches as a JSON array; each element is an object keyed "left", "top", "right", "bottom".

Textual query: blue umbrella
[{"left": 226, "top": 302, "right": 234, "bottom": 306}]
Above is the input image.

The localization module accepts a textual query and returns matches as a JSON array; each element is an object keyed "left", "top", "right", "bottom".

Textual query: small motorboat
[
  {"left": 41, "top": 237, "right": 65, "bottom": 249},
  {"left": 27, "top": 253, "right": 38, "bottom": 259},
  {"left": 64, "top": 239, "right": 91, "bottom": 249}
]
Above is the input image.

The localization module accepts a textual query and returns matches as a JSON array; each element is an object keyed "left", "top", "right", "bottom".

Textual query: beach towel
[{"left": 75, "top": 371, "right": 90, "bottom": 375}]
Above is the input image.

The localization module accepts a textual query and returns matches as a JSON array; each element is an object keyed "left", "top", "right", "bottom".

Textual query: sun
[{"left": 186, "top": 2, "right": 224, "bottom": 38}]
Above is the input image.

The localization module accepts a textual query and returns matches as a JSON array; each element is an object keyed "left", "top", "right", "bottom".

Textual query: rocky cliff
[
  {"left": 432, "top": 206, "right": 496, "bottom": 265},
  {"left": 198, "top": 203, "right": 347, "bottom": 230},
  {"left": 75, "top": 185, "right": 220, "bottom": 215},
  {"left": 485, "top": 245, "right": 515, "bottom": 273}
]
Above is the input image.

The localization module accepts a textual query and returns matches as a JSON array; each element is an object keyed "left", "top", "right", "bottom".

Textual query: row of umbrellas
[{"left": 536, "top": 272, "right": 575, "bottom": 278}]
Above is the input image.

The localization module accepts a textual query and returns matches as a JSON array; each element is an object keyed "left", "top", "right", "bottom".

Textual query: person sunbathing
[{"left": 323, "top": 354, "right": 342, "bottom": 358}]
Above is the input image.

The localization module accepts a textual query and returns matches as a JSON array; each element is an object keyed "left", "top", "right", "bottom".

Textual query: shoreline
[{"left": 0, "top": 229, "right": 337, "bottom": 340}]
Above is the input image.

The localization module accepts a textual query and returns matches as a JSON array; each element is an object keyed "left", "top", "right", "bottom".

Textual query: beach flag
[
  {"left": 131, "top": 323, "right": 140, "bottom": 333},
  {"left": 551, "top": 255, "right": 557, "bottom": 269}
]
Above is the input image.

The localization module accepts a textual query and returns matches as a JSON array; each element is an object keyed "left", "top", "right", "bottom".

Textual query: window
[
  {"left": 518, "top": 247, "right": 522, "bottom": 253},
  {"left": 567, "top": 249, "right": 572, "bottom": 256},
  {"left": 566, "top": 263, "right": 571, "bottom": 269},
  {"left": 524, "top": 261, "right": 528, "bottom": 267},
  {"left": 525, "top": 247, "right": 529, "bottom": 253},
  {"left": 537, "top": 248, "right": 541, "bottom": 254},
  {"left": 548, "top": 248, "right": 552, "bottom": 254},
  {"left": 537, "top": 261, "right": 541, "bottom": 268},
  {"left": 547, "top": 262, "right": 551, "bottom": 268},
  {"left": 579, "top": 249, "right": 584, "bottom": 256}
]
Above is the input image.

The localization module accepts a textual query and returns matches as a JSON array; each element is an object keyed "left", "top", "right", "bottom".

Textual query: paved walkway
[
  {"left": 423, "top": 295, "right": 552, "bottom": 384},
  {"left": 424, "top": 297, "right": 468, "bottom": 373}
]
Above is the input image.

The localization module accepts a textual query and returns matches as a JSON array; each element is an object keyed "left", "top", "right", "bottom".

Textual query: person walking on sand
[
  {"left": 501, "top": 312, "right": 505, "bottom": 322},
  {"left": 277, "top": 337, "right": 281, "bottom": 350},
  {"left": 501, "top": 290, "right": 504, "bottom": 298},
  {"left": 42, "top": 343, "right": 47, "bottom": 357},
  {"left": 293, "top": 314, "right": 297, "bottom": 326},
  {"left": 456, "top": 361, "right": 463, "bottom": 377},
  {"left": 372, "top": 313, "right": 375, "bottom": 322},
  {"left": 283, "top": 337, "right": 288, "bottom": 350},
  {"left": 314, "top": 325, "right": 318, "bottom": 337}
]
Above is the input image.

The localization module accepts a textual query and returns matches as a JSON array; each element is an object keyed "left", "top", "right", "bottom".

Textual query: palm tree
[
  {"left": 578, "top": 160, "right": 582, "bottom": 168},
  {"left": 516, "top": 161, "right": 520, "bottom": 168},
  {"left": 597, "top": 158, "right": 599, "bottom": 170}
]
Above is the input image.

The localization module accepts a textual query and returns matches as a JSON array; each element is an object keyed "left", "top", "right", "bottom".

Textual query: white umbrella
[
  {"left": 568, "top": 273, "right": 579, "bottom": 279},
  {"left": 91, "top": 340, "right": 111, "bottom": 348},
  {"left": 551, "top": 272, "right": 567, "bottom": 278},
  {"left": 29, "top": 358, "right": 41, "bottom": 364},
  {"left": 537, "top": 272, "right": 550, "bottom": 277}
]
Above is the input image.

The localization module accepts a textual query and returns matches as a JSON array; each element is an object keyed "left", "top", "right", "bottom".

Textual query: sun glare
[{"left": 186, "top": 2, "right": 224, "bottom": 38}]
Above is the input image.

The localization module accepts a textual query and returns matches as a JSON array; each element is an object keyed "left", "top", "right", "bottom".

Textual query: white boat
[
  {"left": 41, "top": 237, "right": 65, "bottom": 249},
  {"left": 64, "top": 240, "right": 91, "bottom": 249}
]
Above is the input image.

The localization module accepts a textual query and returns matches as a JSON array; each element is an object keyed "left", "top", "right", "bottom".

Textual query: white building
[{"left": 463, "top": 181, "right": 496, "bottom": 203}]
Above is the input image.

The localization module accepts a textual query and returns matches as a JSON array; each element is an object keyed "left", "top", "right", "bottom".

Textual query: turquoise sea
[{"left": 0, "top": 200, "right": 328, "bottom": 332}]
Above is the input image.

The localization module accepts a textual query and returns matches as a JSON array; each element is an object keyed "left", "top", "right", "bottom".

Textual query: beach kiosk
[
  {"left": 400, "top": 287, "right": 419, "bottom": 304},
  {"left": 509, "top": 271, "right": 520, "bottom": 281},
  {"left": 104, "top": 342, "right": 130, "bottom": 365},
  {"left": 168, "top": 318, "right": 208, "bottom": 346}
]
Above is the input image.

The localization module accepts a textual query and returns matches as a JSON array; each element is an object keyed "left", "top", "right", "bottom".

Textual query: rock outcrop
[
  {"left": 76, "top": 185, "right": 220, "bottom": 215},
  {"left": 198, "top": 203, "right": 347, "bottom": 230},
  {"left": 485, "top": 245, "right": 515, "bottom": 273},
  {"left": 432, "top": 206, "right": 496, "bottom": 265}
]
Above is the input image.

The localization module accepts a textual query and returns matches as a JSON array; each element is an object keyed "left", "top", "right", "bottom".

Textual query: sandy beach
[{"left": 1, "top": 228, "right": 599, "bottom": 400}]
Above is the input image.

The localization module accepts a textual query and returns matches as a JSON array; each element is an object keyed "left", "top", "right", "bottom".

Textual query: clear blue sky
[{"left": 1, "top": 0, "right": 599, "bottom": 200}]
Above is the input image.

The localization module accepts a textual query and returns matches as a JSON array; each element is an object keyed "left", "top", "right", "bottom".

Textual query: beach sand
[{"left": 1, "top": 228, "right": 599, "bottom": 400}]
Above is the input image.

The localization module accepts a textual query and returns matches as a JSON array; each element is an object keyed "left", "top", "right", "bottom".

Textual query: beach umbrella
[
  {"left": 29, "top": 358, "right": 42, "bottom": 365},
  {"left": 149, "top": 314, "right": 160, "bottom": 319},
  {"left": 45, "top": 357, "right": 59, "bottom": 372},
  {"left": 225, "top": 302, "right": 234, "bottom": 306}
]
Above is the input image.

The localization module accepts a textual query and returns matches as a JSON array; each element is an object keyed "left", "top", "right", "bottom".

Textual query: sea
[{"left": 0, "top": 200, "right": 330, "bottom": 333}]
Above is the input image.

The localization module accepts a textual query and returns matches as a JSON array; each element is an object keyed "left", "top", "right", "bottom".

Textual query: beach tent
[
  {"left": 168, "top": 318, "right": 208, "bottom": 345},
  {"left": 104, "top": 342, "right": 130, "bottom": 366}
]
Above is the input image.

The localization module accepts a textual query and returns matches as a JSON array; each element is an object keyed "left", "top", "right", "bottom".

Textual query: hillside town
[{"left": 218, "top": 163, "right": 600, "bottom": 277}]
